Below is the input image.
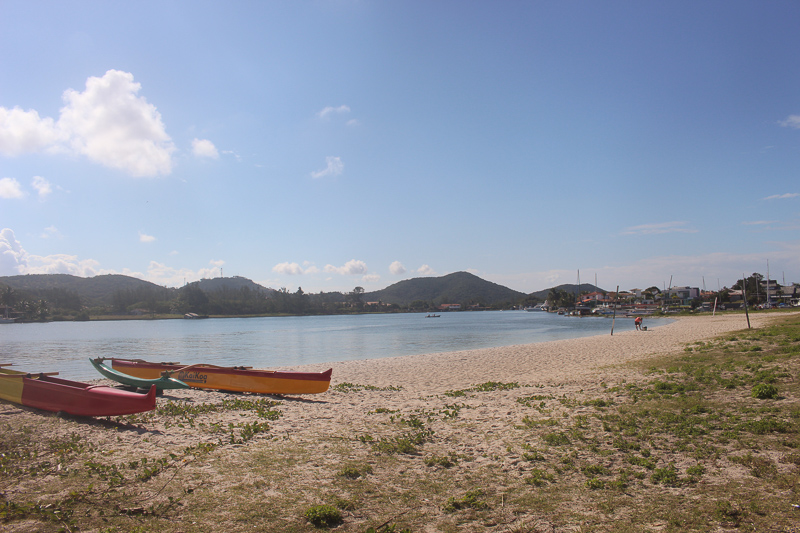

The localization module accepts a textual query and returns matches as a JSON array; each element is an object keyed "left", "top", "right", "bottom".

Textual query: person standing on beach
[{"left": 634, "top": 316, "right": 642, "bottom": 330}]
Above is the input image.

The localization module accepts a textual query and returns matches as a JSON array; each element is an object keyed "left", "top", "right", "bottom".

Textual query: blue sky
[{"left": 1, "top": 1, "right": 799, "bottom": 294}]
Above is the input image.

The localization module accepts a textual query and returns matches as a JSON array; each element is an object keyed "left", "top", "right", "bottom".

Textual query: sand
[{"left": 1, "top": 311, "right": 791, "bottom": 533}]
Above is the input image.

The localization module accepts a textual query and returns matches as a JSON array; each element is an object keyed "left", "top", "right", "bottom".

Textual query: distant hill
[
  {"left": 1, "top": 272, "right": 605, "bottom": 310},
  {"left": 0, "top": 274, "right": 166, "bottom": 306},
  {"left": 529, "top": 283, "right": 604, "bottom": 301},
  {"left": 363, "top": 271, "right": 527, "bottom": 306},
  {"left": 0, "top": 274, "right": 273, "bottom": 307},
  {"left": 193, "top": 276, "right": 273, "bottom": 294}
]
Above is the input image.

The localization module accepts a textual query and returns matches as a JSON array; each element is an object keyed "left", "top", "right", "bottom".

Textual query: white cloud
[
  {"left": 362, "top": 274, "right": 381, "bottom": 284},
  {"left": 0, "top": 229, "right": 233, "bottom": 287},
  {"left": 0, "top": 178, "right": 24, "bottom": 199},
  {"left": 0, "top": 228, "right": 26, "bottom": 274},
  {"left": 192, "top": 138, "right": 219, "bottom": 159},
  {"left": 59, "top": 70, "right": 175, "bottom": 176},
  {"left": 1, "top": 230, "right": 101, "bottom": 277},
  {"left": 621, "top": 221, "right": 698, "bottom": 235},
  {"left": 346, "top": 119, "right": 360, "bottom": 127},
  {"left": 273, "top": 262, "right": 305, "bottom": 275},
  {"left": 324, "top": 259, "right": 368, "bottom": 276},
  {"left": 318, "top": 105, "right": 350, "bottom": 119},
  {"left": 389, "top": 261, "right": 406, "bottom": 275},
  {"left": 0, "top": 70, "right": 175, "bottom": 177},
  {"left": 0, "top": 107, "right": 62, "bottom": 155},
  {"left": 779, "top": 115, "right": 800, "bottom": 129},
  {"left": 139, "top": 232, "right": 156, "bottom": 243},
  {"left": 762, "top": 193, "right": 799, "bottom": 200},
  {"left": 310, "top": 156, "right": 344, "bottom": 179},
  {"left": 32, "top": 176, "right": 52, "bottom": 199},
  {"left": 417, "top": 264, "right": 437, "bottom": 276}
]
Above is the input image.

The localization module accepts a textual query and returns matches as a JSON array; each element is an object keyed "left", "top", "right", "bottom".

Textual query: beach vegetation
[
  {"left": 424, "top": 453, "right": 458, "bottom": 468},
  {"left": 337, "top": 463, "right": 373, "bottom": 479},
  {"left": 443, "top": 488, "right": 488, "bottom": 512},
  {"left": 525, "top": 468, "right": 555, "bottom": 486},
  {"left": 751, "top": 382, "right": 779, "bottom": 399},
  {"left": 304, "top": 504, "right": 343, "bottom": 528},
  {"left": 332, "top": 382, "right": 403, "bottom": 392}
]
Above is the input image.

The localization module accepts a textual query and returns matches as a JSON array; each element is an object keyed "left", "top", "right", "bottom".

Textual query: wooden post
[
  {"left": 611, "top": 285, "right": 619, "bottom": 335},
  {"left": 742, "top": 274, "right": 751, "bottom": 329}
]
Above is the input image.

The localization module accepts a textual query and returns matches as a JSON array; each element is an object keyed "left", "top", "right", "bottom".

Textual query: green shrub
[
  {"left": 525, "top": 468, "right": 555, "bottom": 486},
  {"left": 443, "top": 489, "right": 488, "bottom": 512},
  {"left": 751, "top": 383, "right": 778, "bottom": 399},
  {"left": 305, "top": 504, "right": 342, "bottom": 528}
]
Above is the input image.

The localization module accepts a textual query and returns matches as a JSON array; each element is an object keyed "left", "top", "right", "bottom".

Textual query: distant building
[
  {"left": 662, "top": 286, "right": 700, "bottom": 307},
  {"left": 438, "top": 304, "right": 462, "bottom": 311}
]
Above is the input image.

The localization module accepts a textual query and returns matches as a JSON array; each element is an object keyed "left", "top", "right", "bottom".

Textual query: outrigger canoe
[
  {"left": 110, "top": 359, "right": 332, "bottom": 395},
  {"left": 0, "top": 365, "right": 156, "bottom": 417},
  {"left": 90, "top": 358, "right": 190, "bottom": 390}
]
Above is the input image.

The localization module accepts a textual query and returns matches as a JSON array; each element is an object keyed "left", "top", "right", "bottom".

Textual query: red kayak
[{"left": 0, "top": 367, "right": 156, "bottom": 417}]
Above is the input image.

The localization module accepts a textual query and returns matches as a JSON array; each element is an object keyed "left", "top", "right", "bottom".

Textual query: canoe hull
[
  {"left": 0, "top": 369, "right": 156, "bottom": 417},
  {"left": 111, "top": 359, "right": 332, "bottom": 395},
  {"left": 90, "top": 358, "right": 189, "bottom": 390}
]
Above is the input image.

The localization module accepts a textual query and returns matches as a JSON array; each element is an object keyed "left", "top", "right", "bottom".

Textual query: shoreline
[{"left": 296, "top": 312, "right": 777, "bottom": 393}]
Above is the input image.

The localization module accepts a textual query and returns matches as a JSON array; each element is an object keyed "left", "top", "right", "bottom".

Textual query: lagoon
[{"left": 1, "top": 311, "right": 666, "bottom": 381}]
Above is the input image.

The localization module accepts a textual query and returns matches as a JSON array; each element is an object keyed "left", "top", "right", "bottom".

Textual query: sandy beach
[
  {"left": 319, "top": 313, "right": 774, "bottom": 393},
  {"left": 2, "top": 311, "right": 796, "bottom": 533}
]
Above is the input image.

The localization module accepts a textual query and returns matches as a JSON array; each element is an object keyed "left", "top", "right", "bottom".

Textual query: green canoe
[{"left": 90, "top": 358, "right": 190, "bottom": 390}]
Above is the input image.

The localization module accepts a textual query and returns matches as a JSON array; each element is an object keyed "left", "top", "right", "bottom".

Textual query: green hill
[{"left": 363, "top": 271, "right": 527, "bottom": 306}]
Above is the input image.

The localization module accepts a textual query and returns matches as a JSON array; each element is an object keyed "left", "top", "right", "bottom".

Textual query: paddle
[{"left": 0, "top": 372, "right": 60, "bottom": 378}]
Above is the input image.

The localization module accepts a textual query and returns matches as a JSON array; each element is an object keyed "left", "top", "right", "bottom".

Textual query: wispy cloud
[
  {"left": 318, "top": 105, "right": 350, "bottom": 119},
  {"left": 139, "top": 232, "right": 156, "bottom": 243},
  {"left": 621, "top": 221, "right": 698, "bottom": 235},
  {"left": 40, "top": 226, "right": 62, "bottom": 239},
  {"left": 762, "top": 193, "right": 799, "bottom": 200},
  {"left": 310, "top": 156, "right": 343, "bottom": 179},
  {"left": 32, "top": 176, "right": 52, "bottom": 199},
  {"left": 742, "top": 220, "right": 777, "bottom": 226},
  {"left": 779, "top": 115, "right": 800, "bottom": 129}
]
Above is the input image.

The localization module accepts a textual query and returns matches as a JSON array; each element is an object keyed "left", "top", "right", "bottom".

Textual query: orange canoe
[{"left": 110, "top": 359, "right": 332, "bottom": 395}]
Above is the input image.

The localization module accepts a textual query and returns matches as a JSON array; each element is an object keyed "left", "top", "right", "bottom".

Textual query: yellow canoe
[{"left": 110, "top": 359, "right": 332, "bottom": 395}]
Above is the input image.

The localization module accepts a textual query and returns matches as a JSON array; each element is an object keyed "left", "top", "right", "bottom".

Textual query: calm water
[{"left": 1, "top": 311, "right": 667, "bottom": 381}]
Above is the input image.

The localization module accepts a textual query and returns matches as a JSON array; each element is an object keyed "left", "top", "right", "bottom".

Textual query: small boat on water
[
  {"left": 0, "top": 365, "right": 156, "bottom": 416},
  {"left": 90, "top": 358, "right": 190, "bottom": 391},
  {"left": 110, "top": 359, "right": 333, "bottom": 395}
]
